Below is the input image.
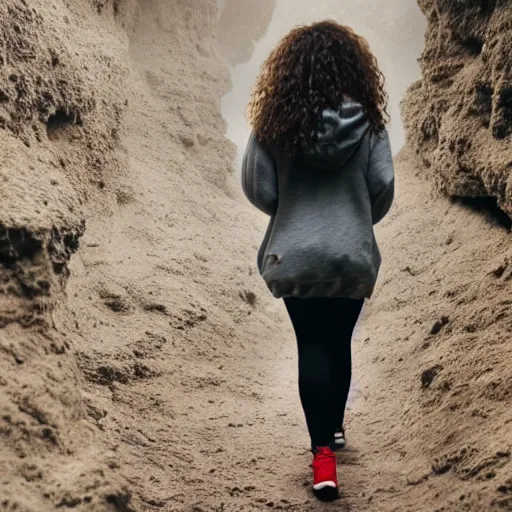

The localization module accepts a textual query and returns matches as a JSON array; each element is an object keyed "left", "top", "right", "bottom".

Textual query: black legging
[{"left": 284, "top": 297, "right": 364, "bottom": 450}]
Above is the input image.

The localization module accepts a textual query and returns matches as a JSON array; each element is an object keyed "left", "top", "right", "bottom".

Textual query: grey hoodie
[{"left": 241, "top": 101, "right": 394, "bottom": 300}]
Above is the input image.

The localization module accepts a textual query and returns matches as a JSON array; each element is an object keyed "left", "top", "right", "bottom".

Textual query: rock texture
[
  {"left": 351, "top": 147, "right": 512, "bottom": 512},
  {"left": 0, "top": 0, "right": 126, "bottom": 328},
  {"left": 402, "top": 0, "right": 512, "bottom": 213},
  {"left": 0, "top": 1, "right": 135, "bottom": 509}
]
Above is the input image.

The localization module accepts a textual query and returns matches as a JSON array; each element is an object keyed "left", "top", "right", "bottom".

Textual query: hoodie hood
[{"left": 302, "top": 101, "right": 370, "bottom": 170}]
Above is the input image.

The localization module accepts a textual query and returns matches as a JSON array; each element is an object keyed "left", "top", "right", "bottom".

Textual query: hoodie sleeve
[
  {"left": 241, "top": 132, "right": 278, "bottom": 216},
  {"left": 367, "top": 130, "right": 395, "bottom": 225}
]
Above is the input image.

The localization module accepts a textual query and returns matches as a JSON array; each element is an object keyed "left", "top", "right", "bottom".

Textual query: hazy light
[{"left": 220, "top": 0, "right": 426, "bottom": 174}]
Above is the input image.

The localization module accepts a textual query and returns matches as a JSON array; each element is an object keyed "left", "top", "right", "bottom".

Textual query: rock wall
[
  {"left": 0, "top": 0, "right": 263, "bottom": 509},
  {"left": 0, "top": 0, "right": 127, "bottom": 328},
  {"left": 402, "top": 0, "right": 512, "bottom": 213},
  {"left": 0, "top": 1, "right": 136, "bottom": 509}
]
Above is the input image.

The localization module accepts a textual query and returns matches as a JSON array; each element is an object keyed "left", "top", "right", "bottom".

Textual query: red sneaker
[{"left": 312, "top": 446, "right": 339, "bottom": 501}]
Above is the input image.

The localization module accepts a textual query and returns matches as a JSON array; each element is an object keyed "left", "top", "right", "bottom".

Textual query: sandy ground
[{"left": 1, "top": 1, "right": 511, "bottom": 511}]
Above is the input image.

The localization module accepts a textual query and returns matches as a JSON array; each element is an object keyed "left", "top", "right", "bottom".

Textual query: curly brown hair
[{"left": 248, "top": 20, "right": 389, "bottom": 152}]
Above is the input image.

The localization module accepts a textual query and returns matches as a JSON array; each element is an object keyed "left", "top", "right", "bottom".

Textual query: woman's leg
[
  {"left": 284, "top": 297, "right": 334, "bottom": 450},
  {"left": 328, "top": 298, "right": 364, "bottom": 435},
  {"left": 284, "top": 297, "right": 364, "bottom": 448}
]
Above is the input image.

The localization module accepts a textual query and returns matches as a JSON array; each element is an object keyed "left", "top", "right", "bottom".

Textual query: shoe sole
[{"left": 313, "top": 483, "right": 339, "bottom": 502}]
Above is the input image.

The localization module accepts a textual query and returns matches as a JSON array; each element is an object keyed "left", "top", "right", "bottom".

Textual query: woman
[{"left": 241, "top": 21, "right": 394, "bottom": 501}]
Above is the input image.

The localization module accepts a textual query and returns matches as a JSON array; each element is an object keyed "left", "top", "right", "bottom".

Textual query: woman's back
[{"left": 243, "top": 101, "right": 394, "bottom": 299}]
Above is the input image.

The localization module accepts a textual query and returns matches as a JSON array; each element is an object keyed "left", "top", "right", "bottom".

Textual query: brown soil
[{"left": 1, "top": 1, "right": 511, "bottom": 511}]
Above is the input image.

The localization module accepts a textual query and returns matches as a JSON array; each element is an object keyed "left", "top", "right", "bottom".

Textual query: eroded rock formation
[{"left": 402, "top": 0, "right": 512, "bottom": 213}]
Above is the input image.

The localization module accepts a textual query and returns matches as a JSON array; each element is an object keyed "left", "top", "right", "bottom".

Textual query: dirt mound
[{"left": 402, "top": 0, "right": 512, "bottom": 214}]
